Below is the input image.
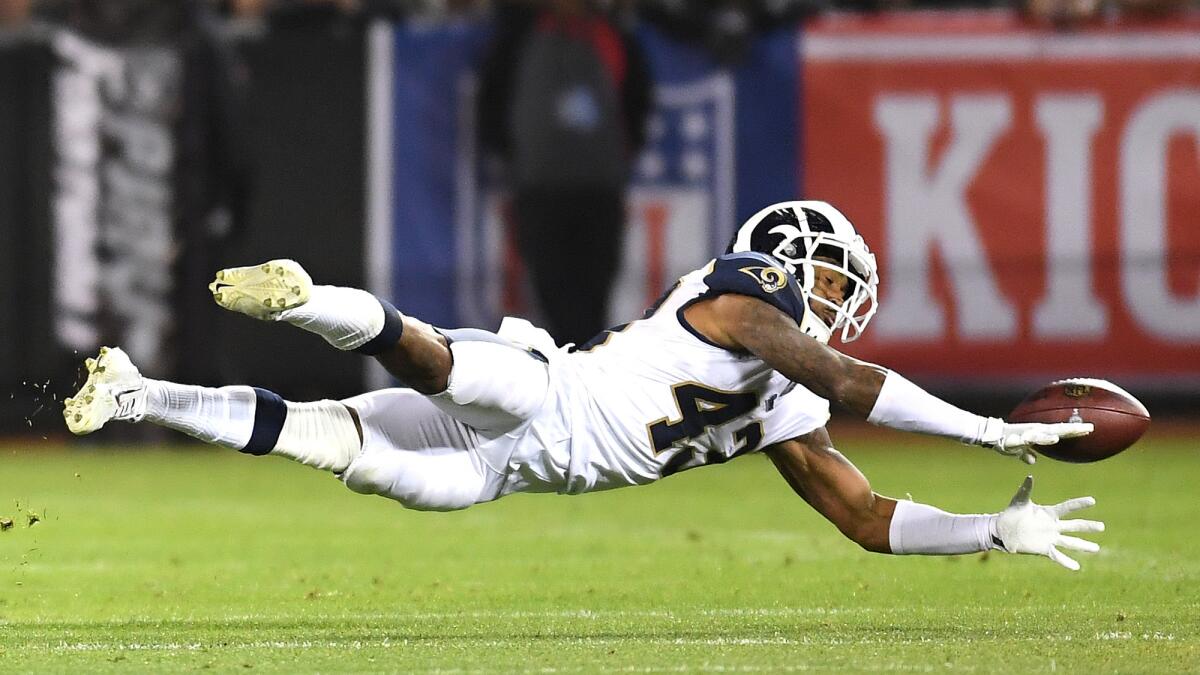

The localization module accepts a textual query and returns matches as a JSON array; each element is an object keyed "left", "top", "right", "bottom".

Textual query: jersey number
[
  {"left": 660, "top": 421, "right": 764, "bottom": 478},
  {"left": 647, "top": 384, "right": 763, "bottom": 477}
]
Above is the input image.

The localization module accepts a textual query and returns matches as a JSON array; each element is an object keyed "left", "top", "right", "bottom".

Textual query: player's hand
[
  {"left": 993, "top": 476, "right": 1104, "bottom": 571},
  {"left": 978, "top": 417, "right": 1094, "bottom": 465}
]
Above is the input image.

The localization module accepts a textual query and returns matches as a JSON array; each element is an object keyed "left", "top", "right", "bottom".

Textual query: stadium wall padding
[
  {"left": 3, "top": 12, "right": 1199, "bottom": 435},
  {"left": 0, "top": 25, "right": 369, "bottom": 435},
  {"left": 0, "top": 38, "right": 58, "bottom": 433}
]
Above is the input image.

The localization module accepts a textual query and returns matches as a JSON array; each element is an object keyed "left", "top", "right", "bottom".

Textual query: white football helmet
[{"left": 728, "top": 200, "right": 879, "bottom": 343}]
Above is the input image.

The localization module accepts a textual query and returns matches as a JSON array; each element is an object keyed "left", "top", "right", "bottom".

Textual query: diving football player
[{"left": 64, "top": 201, "right": 1103, "bottom": 570}]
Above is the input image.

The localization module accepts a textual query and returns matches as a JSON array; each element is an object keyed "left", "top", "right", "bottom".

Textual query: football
[{"left": 1009, "top": 378, "right": 1150, "bottom": 463}]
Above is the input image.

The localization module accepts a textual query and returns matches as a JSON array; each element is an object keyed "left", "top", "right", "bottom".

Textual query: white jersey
[{"left": 507, "top": 252, "right": 831, "bottom": 495}]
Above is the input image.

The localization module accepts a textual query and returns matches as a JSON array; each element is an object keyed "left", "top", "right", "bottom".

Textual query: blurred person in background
[
  {"left": 222, "top": 0, "right": 496, "bottom": 26},
  {"left": 0, "top": 0, "right": 32, "bottom": 27},
  {"left": 260, "top": 0, "right": 360, "bottom": 30},
  {"left": 1025, "top": 0, "right": 1194, "bottom": 28},
  {"left": 638, "top": 0, "right": 826, "bottom": 64},
  {"left": 477, "top": 0, "right": 652, "bottom": 347}
]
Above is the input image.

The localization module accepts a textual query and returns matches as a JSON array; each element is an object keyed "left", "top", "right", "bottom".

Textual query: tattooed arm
[
  {"left": 682, "top": 293, "right": 1090, "bottom": 463},
  {"left": 682, "top": 293, "right": 886, "bottom": 416}
]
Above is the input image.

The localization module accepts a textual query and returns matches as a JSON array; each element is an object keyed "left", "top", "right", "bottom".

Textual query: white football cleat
[
  {"left": 209, "top": 259, "right": 312, "bottom": 320},
  {"left": 63, "top": 346, "right": 147, "bottom": 435}
]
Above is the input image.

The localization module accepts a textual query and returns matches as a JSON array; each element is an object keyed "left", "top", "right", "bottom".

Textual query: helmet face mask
[{"left": 728, "top": 201, "right": 879, "bottom": 344}]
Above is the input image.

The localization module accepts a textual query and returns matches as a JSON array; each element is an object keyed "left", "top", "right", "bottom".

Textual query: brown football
[{"left": 1009, "top": 378, "right": 1150, "bottom": 463}]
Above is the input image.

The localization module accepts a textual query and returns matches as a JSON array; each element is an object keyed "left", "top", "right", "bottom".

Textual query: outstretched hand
[
  {"left": 994, "top": 476, "right": 1105, "bottom": 571},
  {"left": 980, "top": 419, "right": 1094, "bottom": 465}
]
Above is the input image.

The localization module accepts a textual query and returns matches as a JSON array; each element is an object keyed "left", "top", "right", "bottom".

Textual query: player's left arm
[
  {"left": 688, "top": 294, "right": 1091, "bottom": 463},
  {"left": 767, "top": 432, "right": 1105, "bottom": 569},
  {"left": 765, "top": 428, "right": 894, "bottom": 553}
]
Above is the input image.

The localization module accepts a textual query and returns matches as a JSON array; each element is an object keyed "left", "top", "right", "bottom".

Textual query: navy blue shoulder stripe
[{"left": 701, "top": 253, "right": 808, "bottom": 325}]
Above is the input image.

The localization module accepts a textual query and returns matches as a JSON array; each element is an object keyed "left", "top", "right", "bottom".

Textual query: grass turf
[{"left": 0, "top": 428, "right": 1197, "bottom": 673}]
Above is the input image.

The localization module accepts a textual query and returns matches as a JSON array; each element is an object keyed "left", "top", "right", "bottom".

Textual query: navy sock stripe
[
  {"left": 353, "top": 298, "right": 404, "bottom": 356},
  {"left": 242, "top": 388, "right": 287, "bottom": 456}
]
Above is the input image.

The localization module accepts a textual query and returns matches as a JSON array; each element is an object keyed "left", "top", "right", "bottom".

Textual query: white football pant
[{"left": 340, "top": 336, "right": 551, "bottom": 511}]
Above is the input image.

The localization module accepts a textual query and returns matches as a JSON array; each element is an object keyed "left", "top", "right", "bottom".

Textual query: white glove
[
  {"left": 993, "top": 476, "right": 1104, "bottom": 571},
  {"left": 978, "top": 417, "right": 1094, "bottom": 465}
]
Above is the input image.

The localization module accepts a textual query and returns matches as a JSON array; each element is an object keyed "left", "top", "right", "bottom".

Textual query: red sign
[{"left": 802, "top": 13, "right": 1200, "bottom": 386}]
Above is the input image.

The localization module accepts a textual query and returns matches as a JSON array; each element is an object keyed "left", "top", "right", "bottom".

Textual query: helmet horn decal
[{"left": 728, "top": 200, "right": 880, "bottom": 344}]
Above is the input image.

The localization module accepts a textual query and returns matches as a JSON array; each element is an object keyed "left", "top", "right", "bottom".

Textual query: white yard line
[
  {"left": 50, "top": 636, "right": 805, "bottom": 653},
  {"left": 47, "top": 630, "right": 1179, "bottom": 654},
  {"left": 21, "top": 606, "right": 865, "bottom": 627},
  {"left": 28, "top": 607, "right": 1179, "bottom": 655}
]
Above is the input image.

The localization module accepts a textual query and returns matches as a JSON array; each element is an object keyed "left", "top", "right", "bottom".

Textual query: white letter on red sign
[
  {"left": 1120, "top": 91, "right": 1200, "bottom": 341},
  {"left": 1033, "top": 95, "right": 1108, "bottom": 339},
  {"left": 872, "top": 95, "right": 1017, "bottom": 340}
]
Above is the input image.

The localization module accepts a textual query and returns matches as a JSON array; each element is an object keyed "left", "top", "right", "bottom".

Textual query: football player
[{"left": 64, "top": 200, "right": 1103, "bottom": 570}]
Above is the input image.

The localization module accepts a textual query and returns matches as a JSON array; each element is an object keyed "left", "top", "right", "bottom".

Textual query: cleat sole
[
  {"left": 209, "top": 259, "right": 312, "bottom": 320},
  {"left": 62, "top": 346, "right": 143, "bottom": 436}
]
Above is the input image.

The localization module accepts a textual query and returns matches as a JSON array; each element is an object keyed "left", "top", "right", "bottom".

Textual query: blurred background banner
[
  {"left": 49, "top": 30, "right": 181, "bottom": 373},
  {"left": 802, "top": 12, "right": 1200, "bottom": 388},
  {"left": 3, "top": 4, "right": 1199, "bottom": 435},
  {"left": 377, "top": 11, "right": 1199, "bottom": 390}
]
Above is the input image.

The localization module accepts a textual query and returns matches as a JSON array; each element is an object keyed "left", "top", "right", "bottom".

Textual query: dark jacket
[{"left": 477, "top": 5, "right": 652, "bottom": 190}]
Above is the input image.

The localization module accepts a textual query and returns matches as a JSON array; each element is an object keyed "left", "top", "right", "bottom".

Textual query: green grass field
[{"left": 1, "top": 427, "right": 1197, "bottom": 673}]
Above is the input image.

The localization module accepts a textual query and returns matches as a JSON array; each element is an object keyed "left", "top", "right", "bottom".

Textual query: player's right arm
[
  {"left": 766, "top": 432, "right": 1105, "bottom": 569},
  {"left": 685, "top": 293, "right": 1090, "bottom": 463},
  {"left": 765, "top": 428, "right": 895, "bottom": 553}
]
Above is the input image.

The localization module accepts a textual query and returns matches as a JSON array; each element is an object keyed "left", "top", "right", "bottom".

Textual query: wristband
[{"left": 889, "top": 500, "right": 999, "bottom": 555}]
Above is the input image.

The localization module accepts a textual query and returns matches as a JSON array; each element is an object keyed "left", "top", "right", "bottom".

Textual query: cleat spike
[
  {"left": 213, "top": 292, "right": 223, "bottom": 303},
  {"left": 85, "top": 358, "right": 96, "bottom": 371}
]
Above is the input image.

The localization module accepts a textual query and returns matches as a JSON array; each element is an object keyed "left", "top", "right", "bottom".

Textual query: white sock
[
  {"left": 277, "top": 285, "right": 388, "bottom": 351},
  {"left": 143, "top": 381, "right": 361, "bottom": 473},
  {"left": 142, "top": 380, "right": 256, "bottom": 449},
  {"left": 271, "top": 401, "right": 362, "bottom": 473}
]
